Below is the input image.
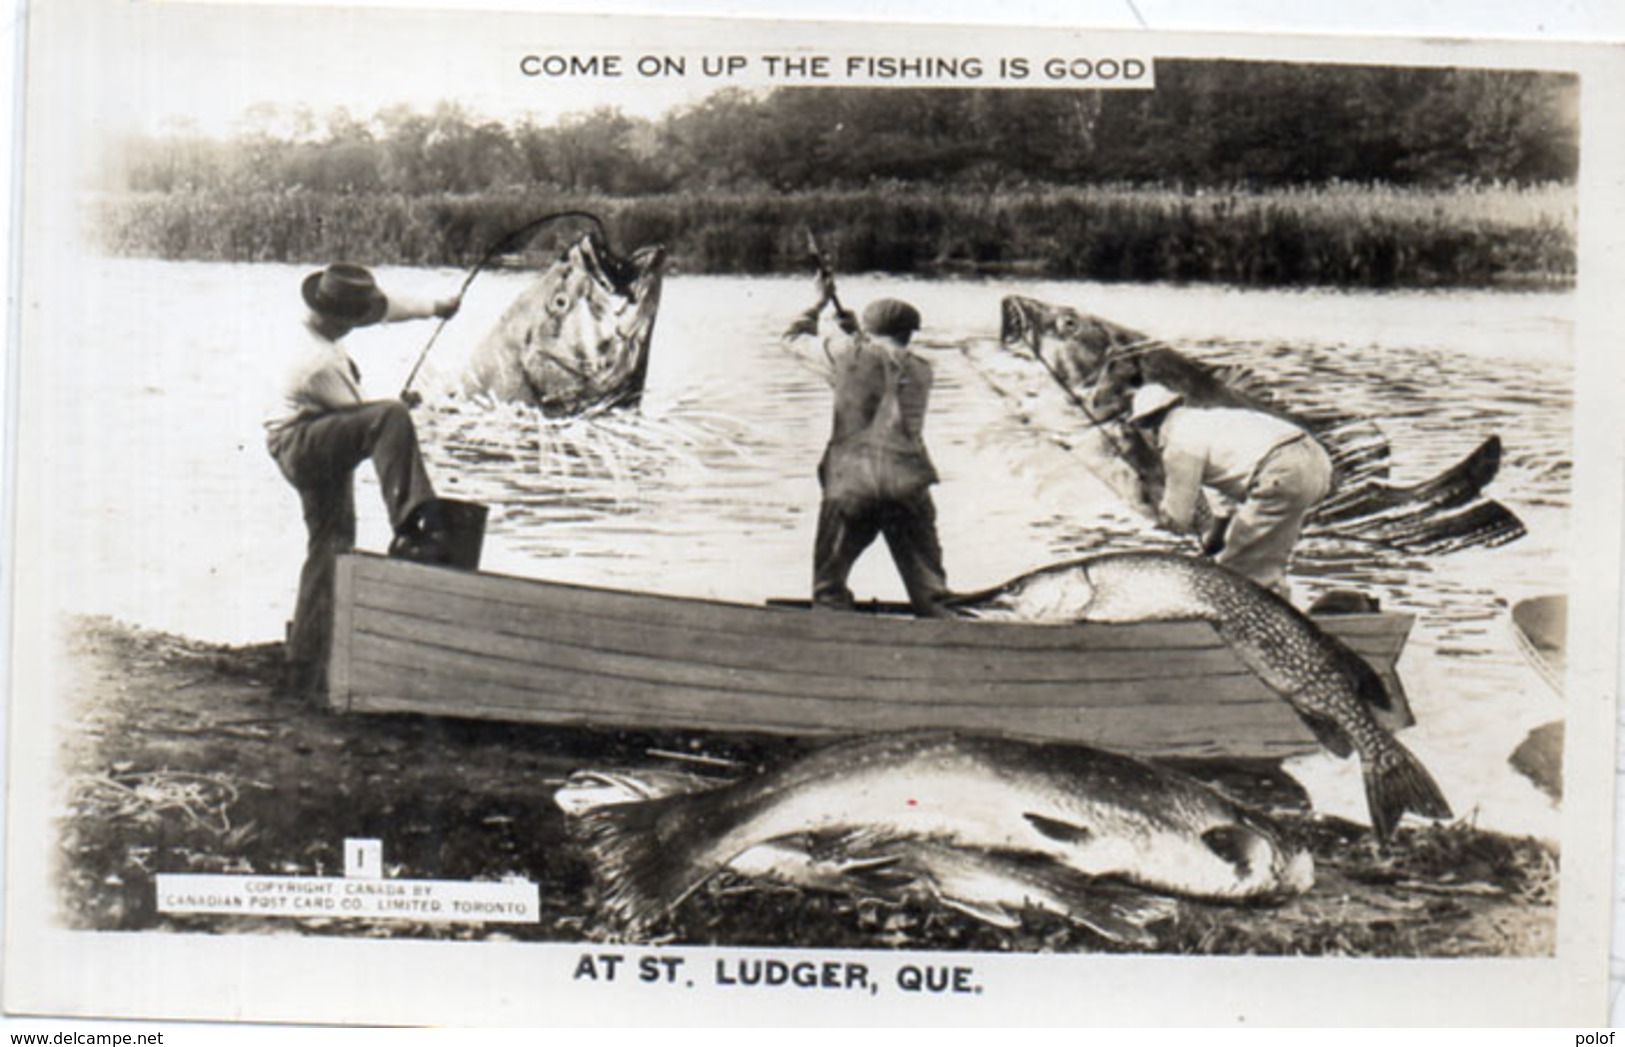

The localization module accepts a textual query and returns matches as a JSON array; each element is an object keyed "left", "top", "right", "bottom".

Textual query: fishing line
[
  {"left": 1020, "top": 339, "right": 1218, "bottom": 551},
  {"left": 400, "top": 209, "right": 613, "bottom": 398},
  {"left": 1026, "top": 343, "right": 1146, "bottom": 478}
]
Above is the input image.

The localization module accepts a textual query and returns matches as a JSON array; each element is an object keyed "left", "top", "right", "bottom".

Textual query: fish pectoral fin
[
  {"left": 1051, "top": 884, "right": 1178, "bottom": 948},
  {"left": 936, "top": 894, "right": 1023, "bottom": 930},
  {"left": 839, "top": 856, "right": 917, "bottom": 893},
  {"left": 798, "top": 826, "right": 909, "bottom": 863},
  {"left": 1298, "top": 710, "right": 1356, "bottom": 759},
  {"left": 1023, "top": 812, "right": 1093, "bottom": 845}
]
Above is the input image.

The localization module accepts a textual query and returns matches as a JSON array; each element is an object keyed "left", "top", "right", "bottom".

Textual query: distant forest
[
  {"left": 98, "top": 60, "right": 1579, "bottom": 287},
  {"left": 118, "top": 61, "right": 1578, "bottom": 195}
]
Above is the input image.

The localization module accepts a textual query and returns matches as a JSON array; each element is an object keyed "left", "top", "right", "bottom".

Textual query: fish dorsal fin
[
  {"left": 1200, "top": 825, "right": 1258, "bottom": 877},
  {"left": 1024, "top": 812, "right": 1093, "bottom": 845}
]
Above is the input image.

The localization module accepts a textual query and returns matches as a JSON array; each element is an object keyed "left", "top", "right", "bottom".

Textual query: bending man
[
  {"left": 264, "top": 262, "right": 461, "bottom": 698},
  {"left": 1128, "top": 382, "right": 1332, "bottom": 599}
]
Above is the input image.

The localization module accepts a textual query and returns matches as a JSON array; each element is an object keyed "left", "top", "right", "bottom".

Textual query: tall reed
[{"left": 89, "top": 182, "right": 1575, "bottom": 289}]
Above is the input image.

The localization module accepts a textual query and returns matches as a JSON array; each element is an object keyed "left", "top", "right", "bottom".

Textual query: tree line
[{"left": 116, "top": 60, "right": 1577, "bottom": 197}]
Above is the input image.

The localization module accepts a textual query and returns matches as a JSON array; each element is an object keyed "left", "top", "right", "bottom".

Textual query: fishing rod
[
  {"left": 400, "top": 209, "right": 611, "bottom": 399},
  {"left": 1021, "top": 341, "right": 1215, "bottom": 551},
  {"left": 1027, "top": 345, "right": 1147, "bottom": 481}
]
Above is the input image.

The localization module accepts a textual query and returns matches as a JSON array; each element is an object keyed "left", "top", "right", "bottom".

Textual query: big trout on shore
[
  {"left": 956, "top": 551, "right": 1454, "bottom": 842},
  {"left": 463, "top": 233, "right": 665, "bottom": 416},
  {"left": 569, "top": 730, "right": 1313, "bottom": 936},
  {"left": 555, "top": 764, "right": 1179, "bottom": 945}
]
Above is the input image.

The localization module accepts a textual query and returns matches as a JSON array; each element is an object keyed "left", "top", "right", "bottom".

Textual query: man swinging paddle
[
  {"left": 264, "top": 263, "right": 462, "bottom": 699},
  {"left": 783, "top": 270, "right": 953, "bottom": 618}
]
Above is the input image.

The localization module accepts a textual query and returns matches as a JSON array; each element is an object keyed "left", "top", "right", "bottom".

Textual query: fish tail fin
[
  {"left": 569, "top": 792, "right": 715, "bottom": 935},
  {"left": 1363, "top": 740, "right": 1454, "bottom": 844}
]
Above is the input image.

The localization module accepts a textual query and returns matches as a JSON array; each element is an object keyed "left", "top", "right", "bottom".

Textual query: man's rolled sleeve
[
  {"left": 782, "top": 310, "right": 858, "bottom": 384},
  {"left": 1158, "top": 443, "right": 1206, "bottom": 533},
  {"left": 381, "top": 294, "right": 439, "bottom": 323}
]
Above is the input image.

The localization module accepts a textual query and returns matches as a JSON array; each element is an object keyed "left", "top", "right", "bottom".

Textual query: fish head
[
  {"left": 1087, "top": 348, "right": 1144, "bottom": 421},
  {"left": 972, "top": 561, "right": 1098, "bottom": 623},
  {"left": 466, "top": 233, "right": 666, "bottom": 415},
  {"left": 1182, "top": 812, "right": 1316, "bottom": 900},
  {"left": 1024, "top": 795, "right": 1314, "bottom": 902},
  {"left": 999, "top": 295, "right": 1148, "bottom": 396},
  {"left": 999, "top": 737, "right": 1315, "bottom": 903}
]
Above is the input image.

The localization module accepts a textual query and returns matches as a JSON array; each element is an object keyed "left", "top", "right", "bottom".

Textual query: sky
[{"left": 26, "top": 0, "right": 1625, "bottom": 144}]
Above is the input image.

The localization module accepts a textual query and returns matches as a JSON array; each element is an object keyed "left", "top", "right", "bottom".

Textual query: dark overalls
[{"left": 812, "top": 335, "right": 951, "bottom": 617}]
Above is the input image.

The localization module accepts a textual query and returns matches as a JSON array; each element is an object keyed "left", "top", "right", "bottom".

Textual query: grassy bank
[{"left": 89, "top": 182, "right": 1575, "bottom": 289}]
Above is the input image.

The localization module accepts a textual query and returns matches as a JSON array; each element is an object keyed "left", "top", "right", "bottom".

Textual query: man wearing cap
[
  {"left": 783, "top": 277, "right": 952, "bottom": 618},
  {"left": 1127, "top": 382, "right": 1333, "bottom": 598},
  {"left": 264, "top": 262, "right": 462, "bottom": 697}
]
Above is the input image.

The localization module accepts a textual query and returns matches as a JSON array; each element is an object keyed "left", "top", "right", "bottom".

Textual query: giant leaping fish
[
  {"left": 988, "top": 294, "right": 1524, "bottom": 555},
  {"left": 463, "top": 232, "right": 665, "bottom": 416}
]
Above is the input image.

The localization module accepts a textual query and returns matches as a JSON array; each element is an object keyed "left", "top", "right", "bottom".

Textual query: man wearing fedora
[
  {"left": 783, "top": 276, "right": 953, "bottom": 619},
  {"left": 1127, "top": 382, "right": 1333, "bottom": 600},
  {"left": 265, "top": 262, "right": 462, "bottom": 698}
]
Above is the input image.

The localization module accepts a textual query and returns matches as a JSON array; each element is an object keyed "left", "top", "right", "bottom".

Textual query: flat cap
[{"left": 860, "top": 298, "right": 922, "bottom": 341}]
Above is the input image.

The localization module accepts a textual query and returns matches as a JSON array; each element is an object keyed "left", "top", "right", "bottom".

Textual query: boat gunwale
[{"left": 342, "top": 551, "right": 1417, "bottom": 649}]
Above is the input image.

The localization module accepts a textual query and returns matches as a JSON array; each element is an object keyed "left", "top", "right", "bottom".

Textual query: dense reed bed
[{"left": 89, "top": 182, "right": 1575, "bottom": 289}]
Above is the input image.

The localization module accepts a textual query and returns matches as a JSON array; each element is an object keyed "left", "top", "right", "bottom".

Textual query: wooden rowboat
[{"left": 329, "top": 552, "right": 1417, "bottom": 760}]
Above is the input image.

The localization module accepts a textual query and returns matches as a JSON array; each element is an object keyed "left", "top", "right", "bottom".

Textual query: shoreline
[{"left": 52, "top": 614, "right": 1560, "bottom": 956}]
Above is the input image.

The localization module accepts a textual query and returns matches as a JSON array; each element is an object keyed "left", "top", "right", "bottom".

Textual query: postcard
[{"left": 3, "top": 0, "right": 1620, "bottom": 1026}]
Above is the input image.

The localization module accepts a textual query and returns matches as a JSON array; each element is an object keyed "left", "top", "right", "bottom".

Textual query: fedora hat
[
  {"left": 302, "top": 263, "right": 388, "bottom": 326},
  {"left": 1128, "top": 382, "right": 1184, "bottom": 424}
]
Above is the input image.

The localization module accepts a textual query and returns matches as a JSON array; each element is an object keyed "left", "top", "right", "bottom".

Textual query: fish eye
[
  {"left": 1054, "top": 315, "right": 1078, "bottom": 335},
  {"left": 549, "top": 293, "right": 571, "bottom": 315}
]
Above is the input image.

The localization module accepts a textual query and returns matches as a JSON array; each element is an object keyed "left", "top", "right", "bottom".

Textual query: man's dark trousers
[
  {"left": 267, "top": 400, "right": 435, "bottom": 695},
  {"left": 812, "top": 491, "right": 951, "bottom": 617}
]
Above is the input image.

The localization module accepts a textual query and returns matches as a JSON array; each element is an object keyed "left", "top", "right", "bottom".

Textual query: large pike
[
  {"left": 570, "top": 730, "right": 1313, "bottom": 936},
  {"left": 463, "top": 232, "right": 665, "bottom": 416},
  {"left": 992, "top": 294, "right": 1524, "bottom": 554},
  {"left": 957, "top": 551, "right": 1453, "bottom": 842},
  {"left": 1000, "top": 294, "right": 1350, "bottom": 435},
  {"left": 961, "top": 337, "right": 1163, "bottom": 520}
]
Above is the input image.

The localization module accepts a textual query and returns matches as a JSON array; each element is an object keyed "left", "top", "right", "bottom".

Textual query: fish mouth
[
  {"left": 1000, "top": 296, "right": 1044, "bottom": 353},
  {"left": 464, "top": 232, "right": 667, "bottom": 413},
  {"left": 581, "top": 234, "right": 666, "bottom": 301}
]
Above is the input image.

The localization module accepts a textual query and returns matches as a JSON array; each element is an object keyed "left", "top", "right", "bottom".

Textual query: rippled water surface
[{"left": 41, "top": 258, "right": 1576, "bottom": 836}]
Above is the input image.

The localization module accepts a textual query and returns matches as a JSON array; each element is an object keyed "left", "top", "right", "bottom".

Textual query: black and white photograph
[{"left": 3, "top": 0, "right": 1621, "bottom": 1027}]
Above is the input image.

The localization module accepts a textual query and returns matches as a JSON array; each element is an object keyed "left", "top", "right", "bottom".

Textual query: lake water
[{"left": 38, "top": 256, "right": 1575, "bottom": 838}]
